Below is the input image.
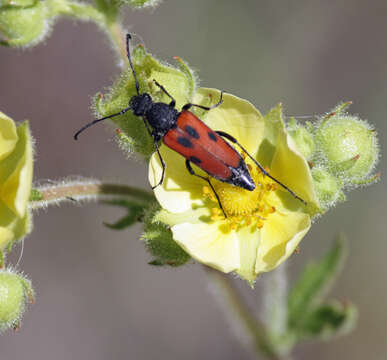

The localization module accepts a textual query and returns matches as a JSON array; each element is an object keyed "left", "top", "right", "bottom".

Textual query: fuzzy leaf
[
  {"left": 103, "top": 200, "right": 146, "bottom": 230},
  {"left": 297, "top": 300, "right": 357, "bottom": 341},
  {"left": 288, "top": 236, "right": 346, "bottom": 329}
]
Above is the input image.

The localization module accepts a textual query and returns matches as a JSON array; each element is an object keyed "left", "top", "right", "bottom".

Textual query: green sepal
[
  {"left": 95, "top": 44, "right": 196, "bottom": 157},
  {"left": 115, "top": 128, "right": 135, "bottom": 156},
  {"left": 296, "top": 300, "right": 357, "bottom": 341},
  {"left": 288, "top": 236, "right": 346, "bottom": 330},
  {"left": 141, "top": 205, "right": 190, "bottom": 267},
  {"left": 322, "top": 101, "right": 352, "bottom": 122},
  {"left": 287, "top": 117, "right": 315, "bottom": 160},
  {"left": 311, "top": 166, "right": 344, "bottom": 210}
]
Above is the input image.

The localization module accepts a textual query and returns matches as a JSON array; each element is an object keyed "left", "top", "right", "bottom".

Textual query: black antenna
[
  {"left": 74, "top": 107, "right": 130, "bottom": 140},
  {"left": 126, "top": 33, "right": 140, "bottom": 95},
  {"left": 74, "top": 34, "right": 140, "bottom": 140}
]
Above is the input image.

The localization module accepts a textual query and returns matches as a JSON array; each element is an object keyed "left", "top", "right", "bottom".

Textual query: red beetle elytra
[{"left": 74, "top": 34, "right": 306, "bottom": 216}]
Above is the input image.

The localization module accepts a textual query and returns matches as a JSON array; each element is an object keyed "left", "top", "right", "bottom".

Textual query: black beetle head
[{"left": 130, "top": 93, "right": 153, "bottom": 116}]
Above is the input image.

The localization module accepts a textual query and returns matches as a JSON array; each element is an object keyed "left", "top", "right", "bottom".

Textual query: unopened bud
[
  {"left": 315, "top": 108, "right": 379, "bottom": 185},
  {"left": 0, "top": 268, "right": 34, "bottom": 332},
  {"left": 0, "top": 1, "right": 53, "bottom": 47}
]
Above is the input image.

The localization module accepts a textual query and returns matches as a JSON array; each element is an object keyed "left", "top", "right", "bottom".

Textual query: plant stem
[
  {"left": 47, "top": 0, "right": 106, "bottom": 23},
  {"left": 29, "top": 179, "right": 154, "bottom": 210},
  {"left": 204, "top": 267, "right": 281, "bottom": 360},
  {"left": 47, "top": 0, "right": 127, "bottom": 62},
  {"left": 106, "top": 21, "right": 128, "bottom": 63},
  {"left": 263, "top": 263, "right": 288, "bottom": 336}
]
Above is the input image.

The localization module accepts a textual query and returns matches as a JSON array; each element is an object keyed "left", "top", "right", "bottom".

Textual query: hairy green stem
[
  {"left": 29, "top": 180, "right": 154, "bottom": 210},
  {"left": 47, "top": 0, "right": 106, "bottom": 23},
  {"left": 262, "top": 264, "right": 294, "bottom": 358},
  {"left": 204, "top": 267, "right": 281, "bottom": 360},
  {"left": 106, "top": 21, "right": 128, "bottom": 64},
  {"left": 263, "top": 263, "right": 288, "bottom": 336},
  {"left": 46, "top": 0, "right": 126, "bottom": 61}
]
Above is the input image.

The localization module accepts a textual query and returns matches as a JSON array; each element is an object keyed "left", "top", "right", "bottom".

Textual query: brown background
[{"left": 0, "top": 0, "right": 386, "bottom": 359}]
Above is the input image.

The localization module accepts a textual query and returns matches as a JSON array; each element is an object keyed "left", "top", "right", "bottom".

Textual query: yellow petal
[
  {"left": 10, "top": 212, "right": 30, "bottom": 241},
  {"left": 149, "top": 144, "right": 206, "bottom": 213},
  {"left": 270, "top": 129, "right": 319, "bottom": 210},
  {"left": 0, "top": 112, "right": 18, "bottom": 161},
  {"left": 0, "top": 201, "right": 17, "bottom": 249},
  {"left": 172, "top": 222, "right": 240, "bottom": 273},
  {"left": 0, "top": 122, "right": 33, "bottom": 217},
  {"left": 0, "top": 227, "right": 14, "bottom": 250},
  {"left": 194, "top": 88, "right": 264, "bottom": 157},
  {"left": 255, "top": 209, "right": 310, "bottom": 274},
  {"left": 235, "top": 227, "right": 261, "bottom": 281},
  {"left": 262, "top": 104, "right": 319, "bottom": 211}
]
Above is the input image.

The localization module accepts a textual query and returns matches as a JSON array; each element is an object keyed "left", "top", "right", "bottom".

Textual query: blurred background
[{"left": 0, "top": 0, "right": 386, "bottom": 359}]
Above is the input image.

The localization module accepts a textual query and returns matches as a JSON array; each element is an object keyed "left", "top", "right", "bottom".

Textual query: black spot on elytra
[
  {"left": 177, "top": 136, "right": 193, "bottom": 148},
  {"left": 208, "top": 132, "right": 217, "bottom": 142},
  {"left": 185, "top": 125, "right": 200, "bottom": 139},
  {"left": 189, "top": 156, "right": 202, "bottom": 165}
]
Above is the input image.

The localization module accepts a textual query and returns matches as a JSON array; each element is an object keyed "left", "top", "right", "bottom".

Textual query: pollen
[{"left": 202, "top": 163, "right": 277, "bottom": 231}]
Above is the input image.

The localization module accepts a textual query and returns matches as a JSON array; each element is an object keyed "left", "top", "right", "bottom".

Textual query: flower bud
[
  {"left": 0, "top": 1, "right": 52, "bottom": 47},
  {"left": 287, "top": 118, "right": 315, "bottom": 159},
  {"left": 95, "top": 44, "right": 196, "bottom": 157},
  {"left": 0, "top": 112, "right": 33, "bottom": 250},
  {"left": 315, "top": 110, "right": 379, "bottom": 184},
  {"left": 311, "top": 166, "right": 344, "bottom": 210},
  {"left": 141, "top": 205, "right": 190, "bottom": 266},
  {"left": 0, "top": 268, "right": 34, "bottom": 332}
]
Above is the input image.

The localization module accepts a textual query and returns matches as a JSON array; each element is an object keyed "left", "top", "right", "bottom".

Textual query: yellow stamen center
[{"left": 203, "top": 162, "right": 277, "bottom": 232}]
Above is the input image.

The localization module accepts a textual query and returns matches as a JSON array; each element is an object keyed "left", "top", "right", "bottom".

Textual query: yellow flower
[
  {"left": 149, "top": 89, "right": 319, "bottom": 282},
  {"left": 0, "top": 112, "right": 33, "bottom": 250}
]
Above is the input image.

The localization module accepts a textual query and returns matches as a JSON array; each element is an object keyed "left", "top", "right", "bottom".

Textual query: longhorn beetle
[{"left": 74, "top": 34, "right": 306, "bottom": 216}]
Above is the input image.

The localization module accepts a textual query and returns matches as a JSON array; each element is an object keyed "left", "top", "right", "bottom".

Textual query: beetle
[{"left": 74, "top": 34, "right": 306, "bottom": 216}]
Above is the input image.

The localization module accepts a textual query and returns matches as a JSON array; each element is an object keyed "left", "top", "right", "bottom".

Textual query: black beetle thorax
[{"left": 145, "top": 102, "right": 179, "bottom": 136}]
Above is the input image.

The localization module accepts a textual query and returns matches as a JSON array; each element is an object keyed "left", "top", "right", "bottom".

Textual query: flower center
[{"left": 203, "top": 162, "right": 277, "bottom": 231}]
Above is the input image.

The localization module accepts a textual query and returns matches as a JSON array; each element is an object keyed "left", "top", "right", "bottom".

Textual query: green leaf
[
  {"left": 103, "top": 199, "right": 146, "bottom": 230},
  {"left": 297, "top": 300, "right": 357, "bottom": 341},
  {"left": 288, "top": 236, "right": 346, "bottom": 329}
]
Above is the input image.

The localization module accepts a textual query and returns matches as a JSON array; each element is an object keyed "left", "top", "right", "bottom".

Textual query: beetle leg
[
  {"left": 182, "top": 91, "right": 224, "bottom": 112},
  {"left": 215, "top": 130, "right": 307, "bottom": 205},
  {"left": 141, "top": 118, "right": 166, "bottom": 190},
  {"left": 152, "top": 140, "right": 166, "bottom": 190},
  {"left": 185, "top": 159, "right": 227, "bottom": 218},
  {"left": 153, "top": 80, "right": 176, "bottom": 107}
]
